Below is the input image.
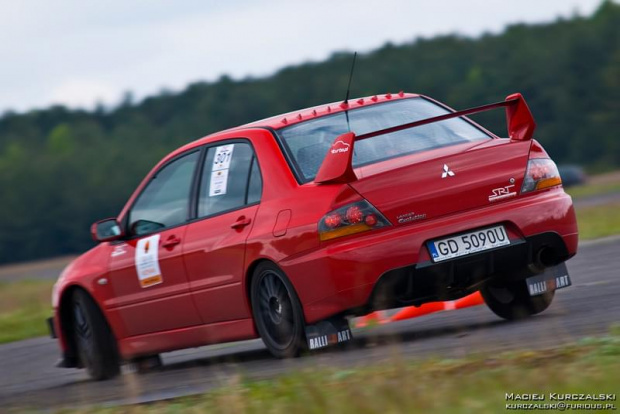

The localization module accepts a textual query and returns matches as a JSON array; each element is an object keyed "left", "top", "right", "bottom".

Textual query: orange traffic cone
[
  {"left": 389, "top": 291, "right": 484, "bottom": 323},
  {"left": 355, "top": 311, "right": 388, "bottom": 328},
  {"left": 390, "top": 301, "right": 445, "bottom": 322},
  {"left": 453, "top": 291, "right": 484, "bottom": 310}
]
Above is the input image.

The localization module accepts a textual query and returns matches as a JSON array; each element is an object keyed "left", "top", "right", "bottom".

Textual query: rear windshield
[{"left": 278, "top": 97, "right": 492, "bottom": 182}]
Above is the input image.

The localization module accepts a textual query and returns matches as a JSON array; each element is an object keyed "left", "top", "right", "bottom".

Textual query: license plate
[{"left": 427, "top": 225, "right": 510, "bottom": 263}]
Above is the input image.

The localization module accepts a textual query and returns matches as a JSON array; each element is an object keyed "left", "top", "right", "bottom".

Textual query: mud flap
[
  {"left": 305, "top": 317, "right": 353, "bottom": 351},
  {"left": 525, "top": 262, "right": 571, "bottom": 296},
  {"left": 46, "top": 317, "right": 56, "bottom": 339}
]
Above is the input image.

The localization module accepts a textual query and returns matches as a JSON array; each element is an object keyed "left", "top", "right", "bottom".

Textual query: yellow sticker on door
[{"left": 135, "top": 234, "right": 163, "bottom": 288}]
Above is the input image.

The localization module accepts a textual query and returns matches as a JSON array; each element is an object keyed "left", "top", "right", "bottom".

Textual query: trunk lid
[{"left": 349, "top": 138, "right": 531, "bottom": 226}]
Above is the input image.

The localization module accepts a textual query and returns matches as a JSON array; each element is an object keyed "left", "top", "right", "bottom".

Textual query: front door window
[{"left": 129, "top": 151, "right": 199, "bottom": 236}]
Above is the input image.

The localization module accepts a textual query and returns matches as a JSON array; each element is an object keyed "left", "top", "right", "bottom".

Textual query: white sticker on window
[
  {"left": 209, "top": 169, "right": 229, "bottom": 196},
  {"left": 135, "top": 234, "right": 163, "bottom": 288},
  {"left": 212, "top": 144, "right": 234, "bottom": 171},
  {"left": 209, "top": 144, "right": 234, "bottom": 196}
]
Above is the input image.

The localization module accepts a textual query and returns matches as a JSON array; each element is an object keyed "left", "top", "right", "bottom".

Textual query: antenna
[{"left": 343, "top": 52, "right": 357, "bottom": 105}]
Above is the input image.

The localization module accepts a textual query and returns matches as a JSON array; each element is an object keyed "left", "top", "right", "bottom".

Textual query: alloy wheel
[{"left": 258, "top": 271, "right": 296, "bottom": 349}]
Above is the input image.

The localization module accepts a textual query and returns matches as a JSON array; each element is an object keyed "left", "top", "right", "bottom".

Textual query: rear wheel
[
  {"left": 481, "top": 279, "right": 554, "bottom": 320},
  {"left": 251, "top": 263, "right": 306, "bottom": 358},
  {"left": 72, "top": 290, "right": 120, "bottom": 380}
]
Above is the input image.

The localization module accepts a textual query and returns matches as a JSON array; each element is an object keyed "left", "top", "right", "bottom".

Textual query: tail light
[
  {"left": 318, "top": 200, "right": 390, "bottom": 241},
  {"left": 521, "top": 158, "right": 562, "bottom": 194}
]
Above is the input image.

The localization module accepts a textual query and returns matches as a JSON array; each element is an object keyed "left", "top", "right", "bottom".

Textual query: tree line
[{"left": 1, "top": 1, "right": 619, "bottom": 264}]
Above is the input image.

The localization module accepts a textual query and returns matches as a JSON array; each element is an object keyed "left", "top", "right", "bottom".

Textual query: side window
[
  {"left": 129, "top": 151, "right": 199, "bottom": 236},
  {"left": 198, "top": 142, "right": 262, "bottom": 217}
]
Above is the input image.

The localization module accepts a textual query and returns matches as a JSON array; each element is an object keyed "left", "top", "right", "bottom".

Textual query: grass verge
[
  {"left": 0, "top": 279, "right": 54, "bottom": 344},
  {"left": 566, "top": 181, "right": 620, "bottom": 199},
  {"left": 52, "top": 329, "right": 620, "bottom": 414},
  {"left": 576, "top": 202, "right": 620, "bottom": 240}
]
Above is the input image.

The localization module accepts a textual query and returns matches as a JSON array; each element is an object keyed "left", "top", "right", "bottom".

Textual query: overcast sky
[{"left": 0, "top": 0, "right": 605, "bottom": 113}]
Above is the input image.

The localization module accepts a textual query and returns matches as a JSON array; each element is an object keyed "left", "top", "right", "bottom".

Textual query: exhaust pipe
[{"left": 528, "top": 247, "right": 558, "bottom": 273}]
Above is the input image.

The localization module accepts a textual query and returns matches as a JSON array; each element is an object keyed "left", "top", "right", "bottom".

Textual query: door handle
[
  {"left": 231, "top": 216, "right": 252, "bottom": 229},
  {"left": 162, "top": 236, "right": 182, "bottom": 248}
]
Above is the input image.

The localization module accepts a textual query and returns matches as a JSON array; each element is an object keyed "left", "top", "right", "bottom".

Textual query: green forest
[{"left": 1, "top": 1, "right": 619, "bottom": 264}]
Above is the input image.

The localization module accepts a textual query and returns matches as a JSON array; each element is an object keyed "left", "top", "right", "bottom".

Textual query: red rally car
[{"left": 49, "top": 92, "right": 578, "bottom": 379}]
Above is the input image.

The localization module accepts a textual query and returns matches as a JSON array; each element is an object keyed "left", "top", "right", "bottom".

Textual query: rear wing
[{"left": 315, "top": 93, "right": 536, "bottom": 184}]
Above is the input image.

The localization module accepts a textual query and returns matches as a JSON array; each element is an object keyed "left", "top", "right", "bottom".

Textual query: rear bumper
[
  {"left": 367, "top": 231, "right": 569, "bottom": 310},
  {"left": 280, "top": 189, "right": 577, "bottom": 324}
]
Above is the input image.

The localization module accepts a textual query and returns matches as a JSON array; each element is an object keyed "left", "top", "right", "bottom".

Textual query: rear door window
[{"left": 197, "top": 141, "right": 262, "bottom": 217}]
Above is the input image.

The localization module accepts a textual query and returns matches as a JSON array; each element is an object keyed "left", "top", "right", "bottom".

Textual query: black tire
[
  {"left": 250, "top": 262, "right": 306, "bottom": 358},
  {"left": 72, "top": 289, "right": 120, "bottom": 380},
  {"left": 481, "top": 279, "right": 555, "bottom": 321}
]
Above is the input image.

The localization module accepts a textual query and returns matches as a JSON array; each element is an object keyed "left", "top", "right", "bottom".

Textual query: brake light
[
  {"left": 324, "top": 213, "right": 342, "bottom": 229},
  {"left": 521, "top": 158, "right": 562, "bottom": 193},
  {"left": 365, "top": 214, "right": 378, "bottom": 226},
  {"left": 318, "top": 200, "right": 390, "bottom": 241},
  {"left": 345, "top": 206, "right": 363, "bottom": 224}
]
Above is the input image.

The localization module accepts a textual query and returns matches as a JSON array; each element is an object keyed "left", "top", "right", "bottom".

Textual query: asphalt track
[{"left": 1, "top": 236, "right": 619, "bottom": 410}]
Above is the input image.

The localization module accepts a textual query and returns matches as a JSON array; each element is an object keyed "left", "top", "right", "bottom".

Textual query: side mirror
[{"left": 91, "top": 218, "right": 124, "bottom": 242}]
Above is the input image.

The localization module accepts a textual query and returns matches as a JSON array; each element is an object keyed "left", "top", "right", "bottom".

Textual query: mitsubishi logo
[{"left": 441, "top": 164, "right": 455, "bottom": 178}]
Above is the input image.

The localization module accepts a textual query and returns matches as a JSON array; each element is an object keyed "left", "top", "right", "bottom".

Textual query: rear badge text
[
  {"left": 397, "top": 211, "right": 427, "bottom": 224},
  {"left": 489, "top": 184, "right": 517, "bottom": 202}
]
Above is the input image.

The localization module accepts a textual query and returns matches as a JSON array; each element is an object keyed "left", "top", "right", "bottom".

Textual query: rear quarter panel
[{"left": 242, "top": 129, "right": 365, "bottom": 309}]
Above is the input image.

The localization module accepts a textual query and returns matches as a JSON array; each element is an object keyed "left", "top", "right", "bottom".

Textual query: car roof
[
  {"left": 234, "top": 91, "right": 419, "bottom": 131},
  {"left": 169, "top": 92, "right": 420, "bottom": 160}
]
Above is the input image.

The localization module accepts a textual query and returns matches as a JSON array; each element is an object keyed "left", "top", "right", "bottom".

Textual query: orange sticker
[{"left": 135, "top": 235, "right": 162, "bottom": 288}]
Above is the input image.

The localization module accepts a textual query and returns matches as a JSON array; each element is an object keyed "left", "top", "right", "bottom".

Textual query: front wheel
[
  {"left": 72, "top": 290, "right": 120, "bottom": 380},
  {"left": 251, "top": 263, "right": 306, "bottom": 358},
  {"left": 481, "top": 279, "right": 555, "bottom": 321}
]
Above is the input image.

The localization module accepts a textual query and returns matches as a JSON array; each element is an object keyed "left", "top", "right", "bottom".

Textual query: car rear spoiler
[{"left": 315, "top": 93, "right": 536, "bottom": 184}]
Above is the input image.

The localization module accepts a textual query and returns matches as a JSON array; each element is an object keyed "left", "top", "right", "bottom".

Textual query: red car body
[{"left": 51, "top": 92, "right": 578, "bottom": 374}]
